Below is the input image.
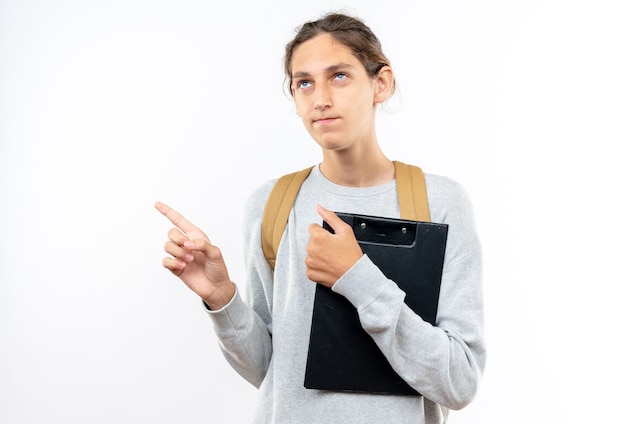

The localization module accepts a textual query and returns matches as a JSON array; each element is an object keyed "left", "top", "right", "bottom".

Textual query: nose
[{"left": 313, "top": 85, "right": 331, "bottom": 111}]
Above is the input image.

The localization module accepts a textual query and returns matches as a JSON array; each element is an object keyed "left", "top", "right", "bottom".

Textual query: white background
[{"left": 1, "top": 0, "right": 624, "bottom": 423}]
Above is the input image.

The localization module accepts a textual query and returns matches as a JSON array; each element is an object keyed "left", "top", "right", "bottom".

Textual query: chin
[
  {"left": 309, "top": 133, "right": 344, "bottom": 150},
  {"left": 315, "top": 140, "right": 347, "bottom": 152}
]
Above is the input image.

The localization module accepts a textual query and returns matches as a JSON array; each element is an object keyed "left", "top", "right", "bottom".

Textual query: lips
[{"left": 313, "top": 117, "right": 338, "bottom": 125}]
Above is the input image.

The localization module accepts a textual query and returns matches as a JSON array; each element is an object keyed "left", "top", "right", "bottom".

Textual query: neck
[{"left": 320, "top": 149, "right": 395, "bottom": 187}]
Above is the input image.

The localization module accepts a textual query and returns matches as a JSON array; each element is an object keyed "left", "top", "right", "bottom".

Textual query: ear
[{"left": 373, "top": 66, "right": 395, "bottom": 104}]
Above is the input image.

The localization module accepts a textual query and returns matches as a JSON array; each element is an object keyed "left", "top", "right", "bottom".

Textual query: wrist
[{"left": 203, "top": 282, "right": 236, "bottom": 310}]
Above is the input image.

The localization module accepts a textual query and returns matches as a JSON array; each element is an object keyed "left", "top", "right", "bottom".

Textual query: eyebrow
[{"left": 292, "top": 63, "right": 355, "bottom": 79}]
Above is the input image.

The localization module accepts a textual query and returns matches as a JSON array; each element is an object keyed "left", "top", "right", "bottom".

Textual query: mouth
[{"left": 313, "top": 117, "right": 338, "bottom": 125}]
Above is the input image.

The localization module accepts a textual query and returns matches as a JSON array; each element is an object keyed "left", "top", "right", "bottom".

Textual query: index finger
[{"left": 154, "top": 201, "right": 199, "bottom": 234}]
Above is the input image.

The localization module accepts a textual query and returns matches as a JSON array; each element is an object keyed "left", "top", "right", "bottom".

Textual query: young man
[{"left": 156, "top": 12, "right": 485, "bottom": 423}]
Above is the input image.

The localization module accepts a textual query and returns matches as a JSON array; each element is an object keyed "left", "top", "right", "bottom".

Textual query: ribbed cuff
[{"left": 332, "top": 255, "right": 398, "bottom": 310}]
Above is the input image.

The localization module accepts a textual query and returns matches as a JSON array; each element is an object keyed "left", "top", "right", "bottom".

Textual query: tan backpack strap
[
  {"left": 393, "top": 161, "right": 430, "bottom": 222},
  {"left": 261, "top": 166, "right": 314, "bottom": 270},
  {"left": 262, "top": 162, "right": 428, "bottom": 270}
]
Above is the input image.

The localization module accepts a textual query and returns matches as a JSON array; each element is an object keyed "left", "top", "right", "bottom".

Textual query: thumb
[
  {"left": 316, "top": 204, "right": 348, "bottom": 234},
  {"left": 183, "top": 237, "right": 212, "bottom": 251},
  {"left": 184, "top": 238, "right": 225, "bottom": 264}
]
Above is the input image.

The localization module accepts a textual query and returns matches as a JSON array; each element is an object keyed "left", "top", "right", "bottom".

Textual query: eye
[
  {"left": 334, "top": 72, "right": 348, "bottom": 81},
  {"left": 296, "top": 80, "right": 312, "bottom": 89}
]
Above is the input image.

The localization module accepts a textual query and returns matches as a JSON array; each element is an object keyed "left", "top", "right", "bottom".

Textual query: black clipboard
[{"left": 304, "top": 212, "right": 448, "bottom": 395}]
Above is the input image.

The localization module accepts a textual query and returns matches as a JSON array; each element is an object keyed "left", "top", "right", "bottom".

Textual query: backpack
[{"left": 261, "top": 160, "right": 431, "bottom": 271}]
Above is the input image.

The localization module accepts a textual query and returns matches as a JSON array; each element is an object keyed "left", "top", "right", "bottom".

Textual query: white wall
[{"left": 1, "top": 0, "right": 624, "bottom": 422}]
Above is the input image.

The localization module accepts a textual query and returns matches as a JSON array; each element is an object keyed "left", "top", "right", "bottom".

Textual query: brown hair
[{"left": 284, "top": 12, "right": 396, "bottom": 96}]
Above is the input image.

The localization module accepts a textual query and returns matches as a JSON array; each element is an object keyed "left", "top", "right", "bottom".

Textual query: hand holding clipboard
[{"left": 304, "top": 211, "right": 448, "bottom": 395}]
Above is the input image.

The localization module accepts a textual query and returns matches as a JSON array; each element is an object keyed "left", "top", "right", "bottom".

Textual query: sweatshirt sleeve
[
  {"left": 331, "top": 176, "right": 486, "bottom": 409},
  {"left": 203, "top": 181, "right": 276, "bottom": 388}
]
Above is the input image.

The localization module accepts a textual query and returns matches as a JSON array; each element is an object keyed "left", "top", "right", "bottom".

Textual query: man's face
[{"left": 290, "top": 33, "right": 381, "bottom": 153}]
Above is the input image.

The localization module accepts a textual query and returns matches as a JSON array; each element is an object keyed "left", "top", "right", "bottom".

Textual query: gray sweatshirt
[{"left": 206, "top": 165, "right": 485, "bottom": 424}]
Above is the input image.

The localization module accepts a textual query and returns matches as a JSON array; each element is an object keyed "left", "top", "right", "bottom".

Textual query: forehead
[{"left": 290, "top": 33, "right": 362, "bottom": 74}]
